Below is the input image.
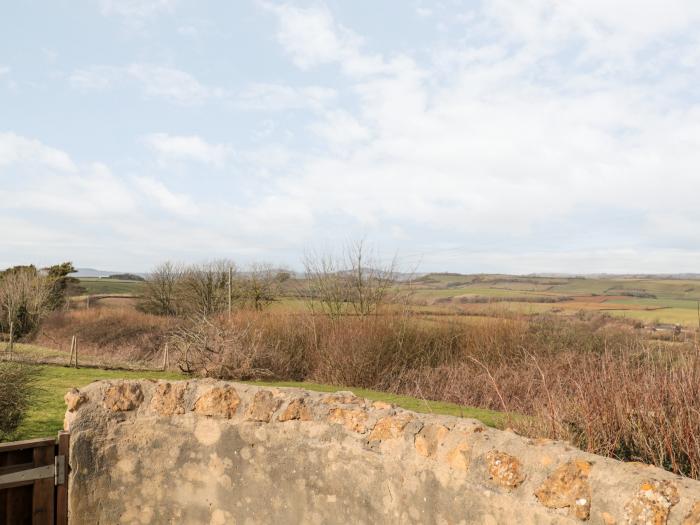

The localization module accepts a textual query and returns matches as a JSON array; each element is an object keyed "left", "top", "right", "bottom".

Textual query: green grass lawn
[
  {"left": 11, "top": 365, "right": 507, "bottom": 441},
  {"left": 16, "top": 365, "right": 184, "bottom": 440}
]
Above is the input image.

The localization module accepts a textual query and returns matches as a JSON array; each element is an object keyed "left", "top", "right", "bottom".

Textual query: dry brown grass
[
  {"left": 32, "top": 304, "right": 700, "bottom": 478},
  {"left": 34, "top": 308, "right": 176, "bottom": 365}
]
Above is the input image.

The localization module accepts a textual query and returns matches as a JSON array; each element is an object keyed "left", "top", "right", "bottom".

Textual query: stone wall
[{"left": 65, "top": 380, "right": 700, "bottom": 524}]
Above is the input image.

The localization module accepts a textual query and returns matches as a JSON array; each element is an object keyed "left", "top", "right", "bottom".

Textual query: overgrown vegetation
[
  {"left": 10, "top": 252, "right": 700, "bottom": 479},
  {"left": 34, "top": 308, "right": 175, "bottom": 365},
  {"left": 0, "top": 362, "right": 38, "bottom": 440},
  {"left": 161, "top": 308, "right": 700, "bottom": 479}
]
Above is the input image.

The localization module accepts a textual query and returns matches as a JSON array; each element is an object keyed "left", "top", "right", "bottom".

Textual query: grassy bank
[{"left": 17, "top": 365, "right": 184, "bottom": 440}]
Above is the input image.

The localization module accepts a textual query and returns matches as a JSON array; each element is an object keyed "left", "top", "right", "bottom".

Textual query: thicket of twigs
[{"left": 159, "top": 307, "right": 700, "bottom": 478}]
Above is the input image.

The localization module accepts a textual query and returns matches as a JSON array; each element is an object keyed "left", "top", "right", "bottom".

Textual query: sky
[{"left": 1, "top": 0, "right": 700, "bottom": 274}]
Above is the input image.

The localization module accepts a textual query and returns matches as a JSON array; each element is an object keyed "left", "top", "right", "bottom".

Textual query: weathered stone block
[
  {"left": 322, "top": 392, "right": 363, "bottom": 405},
  {"left": 368, "top": 414, "right": 413, "bottom": 442},
  {"left": 624, "top": 479, "right": 679, "bottom": 525},
  {"left": 535, "top": 459, "right": 592, "bottom": 520},
  {"left": 66, "top": 380, "right": 700, "bottom": 525},
  {"left": 65, "top": 388, "right": 87, "bottom": 412},
  {"left": 278, "top": 397, "right": 313, "bottom": 422},
  {"left": 444, "top": 441, "right": 471, "bottom": 472},
  {"left": 683, "top": 501, "right": 700, "bottom": 525},
  {"left": 150, "top": 382, "right": 187, "bottom": 416},
  {"left": 414, "top": 424, "right": 449, "bottom": 458},
  {"left": 193, "top": 386, "right": 240, "bottom": 418},
  {"left": 486, "top": 450, "right": 526, "bottom": 489},
  {"left": 327, "top": 407, "right": 368, "bottom": 433},
  {"left": 103, "top": 382, "right": 143, "bottom": 412},
  {"left": 245, "top": 390, "right": 281, "bottom": 422}
]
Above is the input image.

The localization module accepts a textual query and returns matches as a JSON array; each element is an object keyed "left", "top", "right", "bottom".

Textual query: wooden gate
[{"left": 0, "top": 432, "right": 69, "bottom": 525}]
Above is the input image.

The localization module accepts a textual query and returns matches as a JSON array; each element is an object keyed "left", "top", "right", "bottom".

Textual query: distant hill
[
  {"left": 74, "top": 268, "right": 146, "bottom": 278},
  {"left": 108, "top": 273, "right": 145, "bottom": 281}
]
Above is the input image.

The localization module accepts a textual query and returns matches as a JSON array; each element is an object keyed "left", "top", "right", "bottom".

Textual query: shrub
[
  {"left": 32, "top": 300, "right": 700, "bottom": 479},
  {"left": 0, "top": 362, "right": 38, "bottom": 440}
]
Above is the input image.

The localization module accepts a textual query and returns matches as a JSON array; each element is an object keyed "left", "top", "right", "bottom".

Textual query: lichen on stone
[
  {"left": 624, "top": 479, "right": 679, "bottom": 525},
  {"left": 534, "top": 459, "right": 592, "bottom": 521},
  {"left": 486, "top": 450, "right": 525, "bottom": 489}
]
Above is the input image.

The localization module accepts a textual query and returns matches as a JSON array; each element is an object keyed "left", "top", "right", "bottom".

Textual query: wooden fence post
[
  {"left": 56, "top": 431, "right": 70, "bottom": 525},
  {"left": 8, "top": 321, "right": 13, "bottom": 360},
  {"left": 162, "top": 343, "right": 169, "bottom": 371},
  {"left": 228, "top": 266, "right": 233, "bottom": 319},
  {"left": 68, "top": 335, "right": 78, "bottom": 368}
]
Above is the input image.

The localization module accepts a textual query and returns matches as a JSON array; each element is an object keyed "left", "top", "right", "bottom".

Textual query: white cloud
[
  {"left": 248, "top": 0, "right": 700, "bottom": 272},
  {"left": 7, "top": 2, "right": 700, "bottom": 271},
  {"left": 309, "top": 110, "right": 370, "bottom": 145},
  {"left": 235, "top": 83, "right": 336, "bottom": 111},
  {"left": 0, "top": 132, "right": 76, "bottom": 172},
  {"left": 68, "top": 66, "right": 115, "bottom": 90},
  {"left": 127, "top": 64, "right": 222, "bottom": 105},
  {"left": 134, "top": 176, "right": 198, "bottom": 216},
  {"left": 0, "top": 66, "right": 9, "bottom": 76},
  {"left": 259, "top": 2, "right": 350, "bottom": 69},
  {"left": 69, "top": 63, "right": 223, "bottom": 105},
  {"left": 99, "top": 0, "right": 176, "bottom": 18},
  {"left": 1, "top": 161, "right": 137, "bottom": 218},
  {"left": 143, "top": 133, "right": 231, "bottom": 166},
  {"left": 260, "top": 2, "right": 394, "bottom": 77},
  {"left": 415, "top": 6, "right": 433, "bottom": 18}
]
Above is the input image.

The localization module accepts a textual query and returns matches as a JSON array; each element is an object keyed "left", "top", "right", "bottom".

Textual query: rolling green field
[
  {"left": 77, "top": 277, "right": 144, "bottom": 295},
  {"left": 410, "top": 274, "right": 700, "bottom": 327},
  {"left": 73, "top": 273, "right": 700, "bottom": 327},
  {"left": 9, "top": 363, "right": 506, "bottom": 441}
]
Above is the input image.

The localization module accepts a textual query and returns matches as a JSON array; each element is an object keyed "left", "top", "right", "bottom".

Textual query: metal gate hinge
[{"left": 55, "top": 455, "right": 65, "bottom": 486}]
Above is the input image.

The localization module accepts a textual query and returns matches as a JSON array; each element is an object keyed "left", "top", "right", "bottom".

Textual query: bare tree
[
  {"left": 239, "top": 263, "right": 287, "bottom": 311},
  {"left": 303, "top": 250, "right": 351, "bottom": 318},
  {"left": 0, "top": 266, "right": 54, "bottom": 338},
  {"left": 344, "top": 240, "right": 397, "bottom": 316},
  {"left": 178, "top": 260, "right": 236, "bottom": 317},
  {"left": 139, "top": 261, "right": 183, "bottom": 316},
  {"left": 303, "top": 240, "right": 397, "bottom": 318}
]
